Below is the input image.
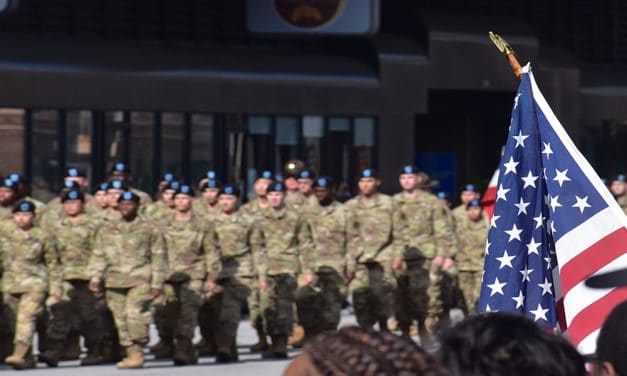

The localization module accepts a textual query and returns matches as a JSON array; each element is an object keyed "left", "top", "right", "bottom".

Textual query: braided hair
[{"left": 303, "top": 326, "right": 445, "bottom": 376}]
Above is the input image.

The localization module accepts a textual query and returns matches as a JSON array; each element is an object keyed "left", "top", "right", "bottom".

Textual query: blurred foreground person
[
  {"left": 284, "top": 326, "right": 445, "bottom": 376},
  {"left": 438, "top": 313, "right": 586, "bottom": 376},
  {"left": 592, "top": 301, "right": 627, "bottom": 376}
]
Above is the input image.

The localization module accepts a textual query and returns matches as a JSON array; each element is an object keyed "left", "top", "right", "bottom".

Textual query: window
[
  {"left": 302, "top": 115, "right": 324, "bottom": 174},
  {"left": 31, "top": 110, "right": 60, "bottom": 201},
  {"left": 353, "top": 116, "right": 376, "bottom": 173},
  {"left": 0, "top": 108, "right": 25, "bottom": 178},
  {"left": 104, "top": 111, "right": 129, "bottom": 173},
  {"left": 327, "top": 117, "right": 351, "bottom": 183},
  {"left": 190, "top": 114, "right": 214, "bottom": 182},
  {"left": 160, "top": 112, "right": 184, "bottom": 177},
  {"left": 66, "top": 110, "right": 94, "bottom": 187},
  {"left": 275, "top": 116, "right": 300, "bottom": 173},
  {"left": 129, "top": 112, "right": 154, "bottom": 193}
]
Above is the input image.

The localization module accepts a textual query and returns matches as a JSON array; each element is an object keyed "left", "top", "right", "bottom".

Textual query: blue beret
[
  {"left": 118, "top": 191, "right": 140, "bottom": 203},
  {"left": 261, "top": 170, "right": 274, "bottom": 180},
  {"left": 167, "top": 181, "right": 181, "bottom": 191},
  {"left": 467, "top": 199, "right": 483, "bottom": 209},
  {"left": 2, "top": 178, "right": 15, "bottom": 189},
  {"left": 401, "top": 165, "right": 418, "bottom": 174},
  {"left": 97, "top": 182, "right": 109, "bottom": 192},
  {"left": 464, "top": 184, "right": 477, "bottom": 192},
  {"left": 108, "top": 180, "right": 128, "bottom": 191},
  {"left": 359, "top": 168, "right": 377, "bottom": 179},
  {"left": 314, "top": 176, "right": 334, "bottom": 188},
  {"left": 175, "top": 184, "right": 194, "bottom": 197},
  {"left": 299, "top": 169, "right": 314, "bottom": 180},
  {"left": 163, "top": 173, "right": 174, "bottom": 182},
  {"left": 614, "top": 174, "right": 625, "bottom": 182},
  {"left": 219, "top": 184, "right": 240, "bottom": 197},
  {"left": 207, "top": 170, "right": 217, "bottom": 180},
  {"left": 61, "top": 189, "right": 85, "bottom": 203},
  {"left": 201, "top": 180, "right": 221, "bottom": 191},
  {"left": 437, "top": 191, "right": 449, "bottom": 200},
  {"left": 267, "top": 182, "right": 285, "bottom": 193},
  {"left": 114, "top": 162, "right": 127, "bottom": 172},
  {"left": 9, "top": 173, "right": 21, "bottom": 182},
  {"left": 13, "top": 200, "right": 35, "bottom": 213},
  {"left": 65, "top": 167, "right": 85, "bottom": 178}
]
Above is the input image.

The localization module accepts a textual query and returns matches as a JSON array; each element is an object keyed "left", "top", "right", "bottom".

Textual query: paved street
[{"left": 0, "top": 314, "right": 359, "bottom": 375}]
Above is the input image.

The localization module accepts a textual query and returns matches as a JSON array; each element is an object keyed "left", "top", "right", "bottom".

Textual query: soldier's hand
[
  {"left": 442, "top": 257, "right": 455, "bottom": 270},
  {"left": 88, "top": 281, "right": 101, "bottom": 293},
  {"left": 303, "top": 273, "right": 317, "bottom": 285},
  {"left": 391, "top": 257, "right": 403, "bottom": 270},
  {"left": 149, "top": 288, "right": 162, "bottom": 300},
  {"left": 432, "top": 256, "right": 444, "bottom": 268},
  {"left": 205, "top": 281, "right": 217, "bottom": 292},
  {"left": 259, "top": 279, "right": 268, "bottom": 292}
]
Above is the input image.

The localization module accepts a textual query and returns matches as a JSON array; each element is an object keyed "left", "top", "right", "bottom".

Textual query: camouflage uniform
[
  {"left": 130, "top": 188, "right": 153, "bottom": 213},
  {"left": 617, "top": 195, "right": 627, "bottom": 215},
  {"left": 208, "top": 211, "right": 258, "bottom": 358},
  {"left": 88, "top": 216, "right": 167, "bottom": 347},
  {"left": 296, "top": 201, "right": 355, "bottom": 335},
  {"left": 392, "top": 191, "right": 457, "bottom": 333},
  {"left": 285, "top": 192, "right": 318, "bottom": 214},
  {"left": 192, "top": 200, "right": 220, "bottom": 219},
  {"left": 455, "top": 216, "right": 488, "bottom": 313},
  {"left": 144, "top": 200, "right": 174, "bottom": 224},
  {"left": 1, "top": 222, "right": 60, "bottom": 348},
  {"left": 345, "top": 194, "right": 397, "bottom": 329},
  {"left": 154, "top": 215, "right": 215, "bottom": 343},
  {"left": 45, "top": 215, "right": 104, "bottom": 351},
  {"left": 250, "top": 207, "right": 313, "bottom": 339}
]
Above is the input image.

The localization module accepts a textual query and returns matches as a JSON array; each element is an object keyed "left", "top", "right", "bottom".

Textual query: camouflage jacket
[
  {"left": 49, "top": 214, "right": 102, "bottom": 281},
  {"left": 88, "top": 216, "right": 167, "bottom": 289},
  {"left": 285, "top": 192, "right": 319, "bottom": 215},
  {"left": 192, "top": 200, "right": 221, "bottom": 220},
  {"left": 40, "top": 195, "right": 100, "bottom": 230},
  {"left": 250, "top": 206, "right": 313, "bottom": 278},
  {"left": 304, "top": 201, "right": 357, "bottom": 274},
  {"left": 393, "top": 192, "right": 458, "bottom": 260},
  {"left": 161, "top": 215, "right": 216, "bottom": 283},
  {"left": 455, "top": 216, "right": 488, "bottom": 272},
  {"left": 0, "top": 222, "right": 61, "bottom": 295},
  {"left": 212, "top": 211, "right": 257, "bottom": 279},
  {"left": 144, "top": 200, "right": 175, "bottom": 224},
  {"left": 618, "top": 195, "right": 627, "bottom": 215},
  {"left": 240, "top": 199, "right": 269, "bottom": 216},
  {"left": 344, "top": 193, "right": 395, "bottom": 269}
]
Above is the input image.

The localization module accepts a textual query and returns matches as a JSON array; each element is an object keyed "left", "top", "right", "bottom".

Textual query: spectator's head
[
  {"left": 438, "top": 312, "right": 586, "bottom": 376},
  {"left": 284, "top": 326, "right": 445, "bottom": 376},
  {"left": 593, "top": 301, "right": 627, "bottom": 376}
]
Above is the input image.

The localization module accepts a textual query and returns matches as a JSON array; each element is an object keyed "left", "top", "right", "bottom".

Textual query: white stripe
[
  {"left": 562, "top": 254, "right": 627, "bottom": 326},
  {"left": 488, "top": 169, "right": 499, "bottom": 187},
  {"left": 577, "top": 328, "right": 600, "bottom": 355},
  {"left": 526, "top": 65, "right": 627, "bottom": 227},
  {"left": 554, "top": 207, "right": 625, "bottom": 268}
]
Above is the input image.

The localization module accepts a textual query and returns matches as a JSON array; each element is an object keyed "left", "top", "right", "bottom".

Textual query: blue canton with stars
[{"left": 478, "top": 67, "right": 609, "bottom": 326}]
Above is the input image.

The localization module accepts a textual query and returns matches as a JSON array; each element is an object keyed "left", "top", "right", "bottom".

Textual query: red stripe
[
  {"left": 559, "top": 228, "right": 627, "bottom": 296},
  {"left": 556, "top": 298, "right": 567, "bottom": 331},
  {"left": 567, "top": 287, "right": 627, "bottom": 345},
  {"left": 482, "top": 186, "right": 497, "bottom": 219}
]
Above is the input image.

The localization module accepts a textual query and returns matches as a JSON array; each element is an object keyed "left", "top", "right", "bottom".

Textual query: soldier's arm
[
  {"left": 203, "top": 223, "right": 221, "bottom": 283},
  {"left": 43, "top": 235, "right": 63, "bottom": 297},
  {"left": 249, "top": 221, "right": 267, "bottom": 281},
  {"left": 297, "top": 217, "right": 315, "bottom": 275},
  {"left": 433, "top": 202, "right": 459, "bottom": 259},
  {"left": 87, "top": 226, "right": 108, "bottom": 285},
  {"left": 150, "top": 230, "right": 167, "bottom": 290},
  {"left": 344, "top": 207, "right": 361, "bottom": 275},
  {"left": 391, "top": 203, "right": 408, "bottom": 260}
]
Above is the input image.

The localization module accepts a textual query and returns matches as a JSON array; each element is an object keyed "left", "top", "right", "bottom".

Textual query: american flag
[{"left": 478, "top": 64, "right": 627, "bottom": 354}]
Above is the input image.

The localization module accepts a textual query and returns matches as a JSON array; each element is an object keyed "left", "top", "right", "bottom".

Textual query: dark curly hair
[
  {"left": 437, "top": 312, "right": 586, "bottom": 376},
  {"left": 303, "top": 326, "right": 445, "bottom": 376},
  {"left": 596, "top": 301, "right": 627, "bottom": 376}
]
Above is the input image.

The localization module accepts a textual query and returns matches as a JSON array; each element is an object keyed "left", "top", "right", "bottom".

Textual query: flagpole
[{"left": 489, "top": 31, "right": 523, "bottom": 79}]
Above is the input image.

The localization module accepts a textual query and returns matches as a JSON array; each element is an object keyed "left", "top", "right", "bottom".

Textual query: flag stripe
[
  {"left": 567, "top": 287, "right": 627, "bottom": 346},
  {"left": 559, "top": 227, "right": 627, "bottom": 296}
]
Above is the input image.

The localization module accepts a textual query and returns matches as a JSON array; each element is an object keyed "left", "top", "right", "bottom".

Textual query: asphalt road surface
[{"left": 0, "top": 313, "right": 359, "bottom": 375}]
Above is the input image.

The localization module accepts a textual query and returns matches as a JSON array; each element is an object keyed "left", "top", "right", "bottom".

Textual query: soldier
[
  {"left": 0, "top": 178, "right": 18, "bottom": 219},
  {"left": 295, "top": 177, "right": 356, "bottom": 343},
  {"left": 88, "top": 191, "right": 167, "bottom": 369},
  {"left": 285, "top": 168, "right": 318, "bottom": 214},
  {"left": 145, "top": 180, "right": 179, "bottom": 223},
  {"left": 93, "top": 182, "right": 109, "bottom": 211},
  {"left": 8, "top": 173, "right": 47, "bottom": 213},
  {"left": 344, "top": 168, "right": 397, "bottom": 331},
  {"left": 2, "top": 201, "right": 61, "bottom": 369},
  {"left": 193, "top": 178, "right": 221, "bottom": 220},
  {"left": 40, "top": 190, "right": 104, "bottom": 367},
  {"left": 283, "top": 160, "right": 304, "bottom": 197},
  {"left": 152, "top": 184, "right": 215, "bottom": 365},
  {"left": 250, "top": 181, "right": 315, "bottom": 359},
  {"left": 208, "top": 184, "right": 258, "bottom": 362},
  {"left": 392, "top": 165, "right": 458, "bottom": 342},
  {"left": 238, "top": 170, "right": 273, "bottom": 352},
  {"left": 101, "top": 179, "right": 127, "bottom": 221},
  {"left": 108, "top": 162, "right": 153, "bottom": 209},
  {"left": 155, "top": 172, "right": 175, "bottom": 199},
  {"left": 609, "top": 174, "right": 627, "bottom": 214},
  {"left": 455, "top": 199, "right": 488, "bottom": 314},
  {"left": 196, "top": 170, "right": 217, "bottom": 192},
  {"left": 436, "top": 191, "right": 453, "bottom": 209},
  {"left": 451, "top": 184, "right": 481, "bottom": 226}
]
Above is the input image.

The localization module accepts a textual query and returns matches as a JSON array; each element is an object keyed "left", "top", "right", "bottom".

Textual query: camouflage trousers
[
  {"left": 3, "top": 291, "right": 45, "bottom": 346},
  {"left": 47, "top": 280, "right": 104, "bottom": 347},
  {"left": 202, "top": 277, "right": 253, "bottom": 351},
  {"left": 261, "top": 274, "right": 297, "bottom": 337},
  {"left": 105, "top": 284, "right": 152, "bottom": 347},
  {"left": 247, "top": 280, "right": 263, "bottom": 330},
  {"left": 458, "top": 270, "right": 482, "bottom": 314},
  {"left": 349, "top": 262, "right": 397, "bottom": 329},
  {"left": 296, "top": 270, "right": 347, "bottom": 332},
  {"left": 153, "top": 279, "right": 204, "bottom": 339}
]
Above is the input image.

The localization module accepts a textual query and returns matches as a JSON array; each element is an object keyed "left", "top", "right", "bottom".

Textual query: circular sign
[{"left": 274, "top": 0, "right": 346, "bottom": 28}]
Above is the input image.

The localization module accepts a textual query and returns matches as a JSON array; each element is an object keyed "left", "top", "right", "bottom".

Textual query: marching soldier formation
[{"left": 0, "top": 160, "right": 623, "bottom": 370}]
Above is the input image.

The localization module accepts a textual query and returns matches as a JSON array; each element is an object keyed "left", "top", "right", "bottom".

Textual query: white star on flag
[
  {"left": 485, "top": 241, "right": 491, "bottom": 256},
  {"left": 496, "top": 184, "right": 510, "bottom": 202},
  {"left": 487, "top": 277, "right": 507, "bottom": 296},
  {"left": 541, "top": 142, "right": 553, "bottom": 159},
  {"left": 543, "top": 256, "right": 552, "bottom": 270},
  {"left": 496, "top": 250, "right": 516, "bottom": 269},
  {"left": 520, "top": 266, "right": 533, "bottom": 282},
  {"left": 521, "top": 170, "right": 539, "bottom": 189},
  {"left": 529, "top": 304, "right": 549, "bottom": 322},
  {"left": 572, "top": 195, "right": 591, "bottom": 214},
  {"left": 549, "top": 195, "right": 562, "bottom": 212},
  {"left": 513, "top": 130, "right": 529, "bottom": 148},
  {"left": 514, "top": 197, "right": 531, "bottom": 215},
  {"left": 533, "top": 214, "right": 545, "bottom": 229},
  {"left": 503, "top": 156, "right": 519, "bottom": 175},
  {"left": 553, "top": 168, "right": 571, "bottom": 187},
  {"left": 538, "top": 278, "right": 553, "bottom": 296},
  {"left": 512, "top": 291, "right": 525, "bottom": 309},
  {"left": 526, "top": 238, "right": 542, "bottom": 255},
  {"left": 490, "top": 215, "right": 501, "bottom": 228},
  {"left": 504, "top": 223, "right": 523, "bottom": 242}
]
